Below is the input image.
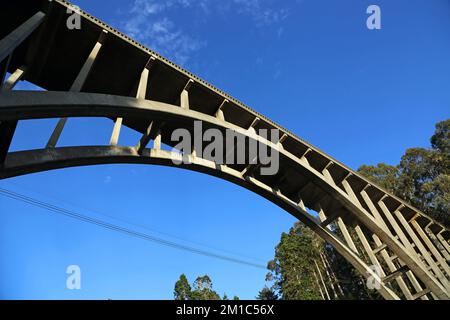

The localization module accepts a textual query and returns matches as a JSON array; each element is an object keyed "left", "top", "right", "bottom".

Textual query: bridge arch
[
  {"left": 0, "top": 0, "right": 449, "bottom": 300},
  {"left": 1, "top": 91, "right": 449, "bottom": 300}
]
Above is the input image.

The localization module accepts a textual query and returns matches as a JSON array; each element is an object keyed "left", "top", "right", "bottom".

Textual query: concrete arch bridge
[{"left": 0, "top": 0, "right": 449, "bottom": 300}]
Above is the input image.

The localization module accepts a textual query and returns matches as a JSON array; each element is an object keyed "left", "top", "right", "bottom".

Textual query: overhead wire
[{"left": 0, "top": 187, "right": 267, "bottom": 270}]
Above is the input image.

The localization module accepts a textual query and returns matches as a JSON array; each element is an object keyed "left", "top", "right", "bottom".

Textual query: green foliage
[
  {"left": 256, "top": 286, "right": 278, "bottom": 300},
  {"left": 431, "top": 119, "right": 450, "bottom": 154},
  {"left": 265, "top": 222, "right": 324, "bottom": 300},
  {"left": 357, "top": 163, "right": 398, "bottom": 193},
  {"left": 173, "top": 274, "right": 237, "bottom": 300},
  {"left": 190, "top": 275, "right": 221, "bottom": 300},
  {"left": 358, "top": 119, "right": 450, "bottom": 227},
  {"left": 263, "top": 222, "right": 381, "bottom": 300},
  {"left": 174, "top": 274, "right": 191, "bottom": 300}
]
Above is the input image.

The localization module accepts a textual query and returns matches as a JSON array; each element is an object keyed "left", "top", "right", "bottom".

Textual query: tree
[
  {"left": 264, "top": 222, "right": 380, "bottom": 300},
  {"left": 358, "top": 119, "right": 450, "bottom": 227},
  {"left": 265, "top": 222, "right": 324, "bottom": 300},
  {"left": 256, "top": 287, "right": 278, "bottom": 300},
  {"left": 173, "top": 274, "right": 237, "bottom": 300},
  {"left": 431, "top": 119, "right": 450, "bottom": 154},
  {"left": 357, "top": 163, "right": 398, "bottom": 193},
  {"left": 323, "top": 243, "right": 381, "bottom": 300},
  {"left": 174, "top": 274, "right": 192, "bottom": 300},
  {"left": 190, "top": 275, "right": 221, "bottom": 300},
  {"left": 264, "top": 119, "right": 449, "bottom": 300}
]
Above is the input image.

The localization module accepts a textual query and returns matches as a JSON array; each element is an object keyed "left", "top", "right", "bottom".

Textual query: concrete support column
[
  {"left": 0, "top": 65, "right": 28, "bottom": 165},
  {"left": 314, "top": 260, "right": 330, "bottom": 300},
  {"left": 2, "top": 66, "right": 26, "bottom": 91},
  {"left": 215, "top": 99, "right": 228, "bottom": 121},
  {"left": 180, "top": 79, "right": 194, "bottom": 109},
  {"left": 0, "top": 11, "right": 46, "bottom": 62},
  {"left": 0, "top": 120, "right": 18, "bottom": 165},
  {"left": 46, "top": 30, "right": 108, "bottom": 148}
]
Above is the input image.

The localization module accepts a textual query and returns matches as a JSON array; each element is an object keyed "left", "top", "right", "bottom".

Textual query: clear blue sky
[{"left": 1, "top": 0, "right": 449, "bottom": 299}]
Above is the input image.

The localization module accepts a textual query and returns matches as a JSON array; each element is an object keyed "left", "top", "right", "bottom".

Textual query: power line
[
  {"left": 0, "top": 187, "right": 266, "bottom": 270},
  {"left": 2, "top": 180, "right": 267, "bottom": 264}
]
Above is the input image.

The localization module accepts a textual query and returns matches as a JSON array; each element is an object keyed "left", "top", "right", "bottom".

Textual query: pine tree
[
  {"left": 266, "top": 222, "right": 324, "bottom": 300},
  {"left": 174, "top": 274, "right": 192, "bottom": 300},
  {"left": 256, "top": 287, "right": 278, "bottom": 300}
]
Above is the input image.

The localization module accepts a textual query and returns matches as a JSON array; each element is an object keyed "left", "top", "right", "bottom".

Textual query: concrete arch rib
[{"left": 0, "top": 145, "right": 398, "bottom": 300}]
